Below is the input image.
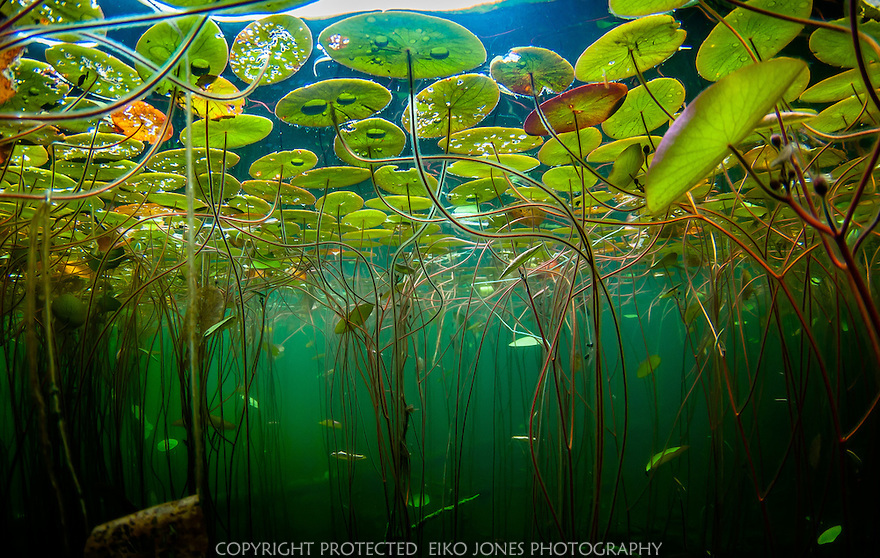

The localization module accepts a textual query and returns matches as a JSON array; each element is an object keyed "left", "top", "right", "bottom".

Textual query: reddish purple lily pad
[{"left": 523, "top": 82, "right": 628, "bottom": 136}]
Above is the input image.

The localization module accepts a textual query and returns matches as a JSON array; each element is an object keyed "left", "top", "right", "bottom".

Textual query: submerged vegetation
[{"left": 1, "top": 0, "right": 880, "bottom": 555}]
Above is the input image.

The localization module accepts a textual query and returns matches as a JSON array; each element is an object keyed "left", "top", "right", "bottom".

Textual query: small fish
[
  {"left": 331, "top": 451, "right": 365, "bottom": 461},
  {"left": 319, "top": 419, "right": 342, "bottom": 429},
  {"left": 511, "top": 435, "right": 536, "bottom": 441}
]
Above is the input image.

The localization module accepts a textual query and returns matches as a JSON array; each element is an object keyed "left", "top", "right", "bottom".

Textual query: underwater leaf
[
  {"left": 607, "top": 143, "right": 645, "bottom": 190},
  {"left": 275, "top": 78, "right": 392, "bottom": 128},
  {"left": 111, "top": 101, "right": 173, "bottom": 144},
  {"left": 537, "top": 127, "right": 603, "bottom": 166},
  {"left": 500, "top": 243, "right": 546, "bottom": 280},
  {"left": 542, "top": 165, "right": 597, "bottom": 193},
  {"left": 447, "top": 177, "right": 509, "bottom": 205},
  {"left": 184, "top": 75, "right": 245, "bottom": 120},
  {"left": 287, "top": 166, "right": 371, "bottom": 190},
  {"left": 809, "top": 18, "right": 880, "bottom": 67},
  {"left": 230, "top": 15, "right": 312, "bottom": 86},
  {"left": 203, "top": 315, "right": 236, "bottom": 338},
  {"left": 179, "top": 114, "right": 273, "bottom": 149},
  {"left": 508, "top": 336, "right": 542, "bottom": 347},
  {"left": 335, "top": 303, "right": 375, "bottom": 334},
  {"left": 523, "top": 83, "right": 627, "bottom": 136},
  {"left": 147, "top": 147, "right": 240, "bottom": 175},
  {"left": 249, "top": 149, "right": 318, "bottom": 180},
  {"left": 315, "top": 191, "right": 364, "bottom": 217},
  {"left": 373, "top": 165, "right": 437, "bottom": 196},
  {"left": 318, "top": 11, "right": 486, "bottom": 79},
  {"left": 800, "top": 64, "right": 880, "bottom": 103},
  {"left": 575, "top": 15, "right": 686, "bottom": 82},
  {"left": 609, "top": 0, "right": 692, "bottom": 18},
  {"left": 696, "top": 0, "right": 811, "bottom": 81},
  {"left": 646, "top": 445, "right": 688, "bottom": 472},
  {"left": 446, "top": 154, "right": 538, "bottom": 179},
  {"left": 644, "top": 57, "right": 806, "bottom": 214},
  {"left": 490, "top": 46, "right": 574, "bottom": 95},
  {"left": 157, "top": 439, "right": 179, "bottom": 452},
  {"left": 401, "top": 74, "right": 500, "bottom": 138},
  {"left": 46, "top": 44, "right": 142, "bottom": 99},
  {"left": 0, "top": 58, "right": 70, "bottom": 113},
  {"left": 55, "top": 132, "right": 145, "bottom": 161},
  {"left": 602, "top": 77, "right": 684, "bottom": 139},
  {"left": 439, "top": 127, "right": 542, "bottom": 155},
  {"left": 817, "top": 525, "right": 842, "bottom": 544},
  {"left": 636, "top": 354, "right": 662, "bottom": 378}
]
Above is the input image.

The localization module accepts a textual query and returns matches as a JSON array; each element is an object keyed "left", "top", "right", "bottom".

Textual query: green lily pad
[
  {"left": 1, "top": 0, "right": 104, "bottom": 40},
  {"left": 45, "top": 44, "right": 142, "bottom": 99},
  {"left": 401, "top": 74, "right": 500, "bottom": 138},
  {"left": 447, "top": 154, "right": 539, "bottom": 178},
  {"left": 147, "top": 147, "right": 240, "bottom": 175},
  {"left": 315, "top": 191, "right": 364, "bottom": 217},
  {"left": 609, "top": 0, "right": 692, "bottom": 17},
  {"left": 523, "top": 83, "right": 627, "bottom": 135},
  {"left": 3, "top": 167, "right": 78, "bottom": 192},
  {"left": 248, "top": 149, "right": 318, "bottom": 180},
  {"left": 607, "top": 143, "right": 646, "bottom": 189},
  {"left": 179, "top": 114, "right": 273, "bottom": 149},
  {"left": 809, "top": 18, "right": 880, "bottom": 67},
  {"left": 275, "top": 78, "right": 392, "bottom": 127},
  {"left": 646, "top": 445, "right": 688, "bottom": 472},
  {"left": 55, "top": 132, "right": 144, "bottom": 161},
  {"left": 0, "top": 59, "right": 70, "bottom": 113},
  {"left": 365, "top": 195, "right": 432, "bottom": 213},
  {"left": 439, "top": 127, "right": 543, "bottom": 155},
  {"left": 227, "top": 195, "right": 272, "bottom": 216},
  {"left": 341, "top": 209, "right": 387, "bottom": 229},
  {"left": 135, "top": 16, "right": 228, "bottom": 96},
  {"left": 588, "top": 135, "right": 661, "bottom": 163},
  {"left": 696, "top": 0, "right": 812, "bottom": 81},
  {"left": 645, "top": 57, "right": 806, "bottom": 213},
  {"left": 148, "top": 191, "right": 207, "bottom": 210},
  {"left": 274, "top": 208, "right": 336, "bottom": 229},
  {"left": 575, "top": 15, "right": 686, "bottom": 82},
  {"left": 373, "top": 165, "right": 437, "bottom": 196},
  {"left": 489, "top": 46, "right": 574, "bottom": 95},
  {"left": 800, "top": 63, "right": 880, "bottom": 103},
  {"left": 49, "top": 97, "right": 114, "bottom": 134},
  {"left": 807, "top": 95, "right": 880, "bottom": 133},
  {"left": 537, "top": 127, "right": 603, "bottom": 166},
  {"left": 542, "top": 165, "right": 598, "bottom": 193},
  {"left": 602, "top": 77, "right": 684, "bottom": 139},
  {"left": 157, "top": 0, "right": 311, "bottom": 14},
  {"left": 242, "top": 180, "right": 315, "bottom": 205},
  {"left": 334, "top": 118, "right": 406, "bottom": 167},
  {"left": 318, "top": 11, "right": 486, "bottom": 79},
  {"left": 287, "top": 166, "right": 372, "bottom": 190},
  {"left": 230, "top": 15, "right": 312, "bottom": 86},
  {"left": 335, "top": 302, "right": 374, "bottom": 334},
  {"left": 636, "top": 354, "right": 661, "bottom": 378},
  {"left": 447, "top": 177, "right": 509, "bottom": 205},
  {"left": 121, "top": 172, "right": 186, "bottom": 194},
  {"left": 195, "top": 172, "right": 241, "bottom": 202},
  {"left": 9, "top": 145, "right": 49, "bottom": 168}
]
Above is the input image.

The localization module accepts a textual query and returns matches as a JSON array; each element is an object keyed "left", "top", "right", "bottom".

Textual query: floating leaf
[
  {"left": 542, "top": 165, "right": 597, "bottom": 193},
  {"left": 644, "top": 58, "right": 806, "bottom": 213},
  {"left": 575, "top": 15, "right": 686, "bottom": 82},
  {"left": 609, "top": 0, "right": 692, "bottom": 18},
  {"left": 373, "top": 165, "right": 437, "bottom": 196},
  {"left": 179, "top": 114, "right": 273, "bottom": 149},
  {"left": 275, "top": 78, "right": 391, "bottom": 127},
  {"left": 185, "top": 75, "right": 244, "bottom": 120},
  {"left": 602, "top": 78, "right": 684, "bottom": 139},
  {"left": 490, "top": 46, "right": 574, "bottom": 95},
  {"left": 809, "top": 18, "right": 880, "bottom": 67},
  {"left": 636, "top": 354, "right": 661, "bottom": 378},
  {"left": 287, "top": 166, "right": 371, "bottom": 190},
  {"left": 335, "top": 303, "right": 374, "bottom": 334},
  {"left": 439, "top": 127, "right": 542, "bottom": 155},
  {"left": 230, "top": 15, "right": 312, "bottom": 86},
  {"left": 318, "top": 11, "right": 486, "bottom": 79},
  {"left": 646, "top": 445, "right": 688, "bottom": 472},
  {"left": 817, "top": 525, "right": 841, "bottom": 545},
  {"left": 523, "top": 83, "right": 627, "bottom": 135},
  {"left": 334, "top": 118, "right": 406, "bottom": 167},
  {"left": 537, "top": 127, "right": 603, "bottom": 166},
  {"left": 696, "top": 0, "right": 811, "bottom": 81},
  {"left": 447, "top": 154, "right": 538, "bottom": 179},
  {"left": 249, "top": 149, "right": 318, "bottom": 179},
  {"left": 111, "top": 101, "right": 173, "bottom": 144},
  {"left": 401, "top": 73, "right": 500, "bottom": 138}
]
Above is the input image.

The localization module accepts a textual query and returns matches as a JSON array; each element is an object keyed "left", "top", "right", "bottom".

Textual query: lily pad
[
  {"left": 287, "top": 166, "right": 372, "bottom": 190},
  {"left": 249, "top": 149, "right": 318, "bottom": 180},
  {"left": 696, "top": 0, "right": 812, "bottom": 81},
  {"left": 646, "top": 445, "right": 688, "bottom": 472},
  {"left": 135, "top": 16, "right": 228, "bottom": 96},
  {"left": 242, "top": 180, "right": 315, "bottom": 205},
  {"left": 147, "top": 147, "right": 240, "bottom": 175},
  {"left": 490, "top": 46, "right": 574, "bottom": 95},
  {"left": 800, "top": 64, "right": 880, "bottom": 103},
  {"left": 318, "top": 11, "right": 486, "bottom": 79},
  {"left": 609, "top": 0, "right": 692, "bottom": 17},
  {"left": 186, "top": 75, "right": 244, "bottom": 120},
  {"left": 588, "top": 135, "right": 661, "bottom": 163},
  {"left": 809, "top": 18, "right": 880, "bottom": 67},
  {"left": 111, "top": 100, "right": 173, "bottom": 144},
  {"left": 636, "top": 354, "right": 661, "bottom": 378},
  {"left": 602, "top": 78, "right": 684, "bottom": 139},
  {"left": 645, "top": 57, "right": 807, "bottom": 213},
  {"left": 334, "top": 118, "right": 406, "bottom": 167},
  {"left": 46, "top": 44, "right": 142, "bottom": 99},
  {"left": 373, "top": 165, "right": 437, "bottom": 196},
  {"left": 121, "top": 172, "right": 186, "bottom": 194},
  {"left": 55, "top": 132, "right": 144, "bottom": 161},
  {"left": 537, "top": 127, "right": 603, "bottom": 166},
  {"left": 1, "top": 0, "right": 104, "bottom": 41},
  {"left": 335, "top": 302, "right": 374, "bottom": 334},
  {"left": 447, "top": 154, "right": 539, "bottom": 178},
  {"left": 275, "top": 78, "right": 392, "bottom": 127},
  {"left": 542, "top": 165, "right": 598, "bottom": 193},
  {"left": 817, "top": 525, "right": 842, "bottom": 545},
  {"left": 447, "top": 177, "right": 510, "bottom": 205},
  {"left": 341, "top": 209, "right": 387, "bottom": 229},
  {"left": 401, "top": 73, "right": 500, "bottom": 138},
  {"left": 0, "top": 58, "right": 70, "bottom": 113},
  {"left": 366, "top": 195, "right": 432, "bottom": 213},
  {"left": 523, "top": 83, "right": 627, "bottom": 135},
  {"left": 195, "top": 172, "right": 241, "bottom": 202},
  {"left": 230, "top": 14, "right": 312, "bottom": 86},
  {"left": 179, "top": 114, "right": 273, "bottom": 149},
  {"left": 575, "top": 15, "right": 686, "bottom": 82},
  {"left": 315, "top": 191, "right": 364, "bottom": 217},
  {"left": 439, "top": 127, "right": 543, "bottom": 155},
  {"left": 509, "top": 336, "right": 542, "bottom": 347}
]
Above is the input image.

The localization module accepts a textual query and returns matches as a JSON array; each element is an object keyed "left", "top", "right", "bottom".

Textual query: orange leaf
[{"left": 111, "top": 101, "right": 173, "bottom": 144}]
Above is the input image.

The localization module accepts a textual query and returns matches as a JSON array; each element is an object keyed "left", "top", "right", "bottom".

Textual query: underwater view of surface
[{"left": 2, "top": 0, "right": 880, "bottom": 555}]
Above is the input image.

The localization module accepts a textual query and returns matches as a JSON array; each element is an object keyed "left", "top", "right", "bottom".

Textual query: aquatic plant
[{"left": 1, "top": 0, "right": 879, "bottom": 555}]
